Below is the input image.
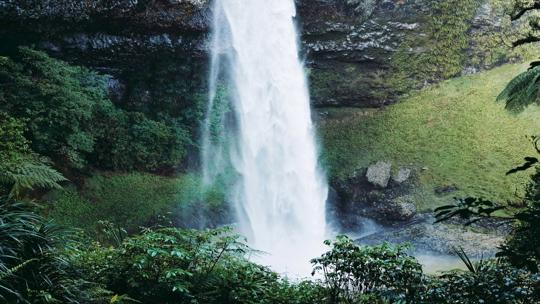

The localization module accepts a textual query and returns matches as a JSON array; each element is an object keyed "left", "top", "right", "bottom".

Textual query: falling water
[{"left": 202, "top": 0, "right": 328, "bottom": 276}]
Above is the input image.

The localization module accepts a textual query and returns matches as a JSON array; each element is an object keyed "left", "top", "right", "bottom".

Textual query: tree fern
[
  {"left": 497, "top": 65, "right": 540, "bottom": 112},
  {"left": 0, "top": 113, "right": 66, "bottom": 197},
  {"left": 0, "top": 157, "right": 66, "bottom": 198}
]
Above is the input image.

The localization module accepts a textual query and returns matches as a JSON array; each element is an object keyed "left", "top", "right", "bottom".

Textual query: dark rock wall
[
  {"left": 299, "top": 0, "right": 429, "bottom": 107},
  {"left": 0, "top": 0, "right": 511, "bottom": 110},
  {"left": 0, "top": 0, "right": 212, "bottom": 127},
  {"left": 300, "top": 0, "right": 512, "bottom": 107}
]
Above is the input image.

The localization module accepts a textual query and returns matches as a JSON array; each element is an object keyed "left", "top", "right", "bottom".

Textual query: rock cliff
[{"left": 0, "top": 0, "right": 513, "bottom": 109}]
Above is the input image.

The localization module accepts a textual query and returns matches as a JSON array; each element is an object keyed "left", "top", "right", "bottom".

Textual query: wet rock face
[
  {"left": 358, "top": 214, "right": 508, "bottom": 258},
  {"left": 0, "top": 0, "right": 210, "bottom": 32},
  {"left": 299, "top": 0, "right": 426, "bottom": 62},
  {"left": 0, "top": 0, "right": 211, "bottom": 74},
  {"left": 0, "top": 0, "right": 212, "bottom": 118},
  {"left": 298, "top": 0, "right": 429, "bottom": 107},
  {"left": 0, "top": 0, "right": 508, "bottom": 110},
  {"left": 298, "top": 0, "right": 513, "bottom": 108},
  {"left": 330, "top": 163, "right": 417, "bottom": 228}
]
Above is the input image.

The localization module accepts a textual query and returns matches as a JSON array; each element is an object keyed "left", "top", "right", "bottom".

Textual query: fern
[
  {"left": 0, "top": 157, "right": 66, "bottom": 198},
  {"left": 497, "top": 65, "right": 540, "bottom": 112}
]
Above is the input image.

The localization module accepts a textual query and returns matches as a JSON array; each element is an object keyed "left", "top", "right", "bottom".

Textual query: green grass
[
  {"left": 319, "top": 63, "right": 540, "bottom": 211},
  {"left": 46, "top": 172, "right": 226, "bottom": 233}
]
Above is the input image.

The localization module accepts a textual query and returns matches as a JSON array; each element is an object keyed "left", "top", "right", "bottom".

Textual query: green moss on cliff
[
  {"left": 319, "top": 63, "right": 540, "bottom": 210},
  {"left": 392, "top": 0, "right": 480, "bottom": 85}
]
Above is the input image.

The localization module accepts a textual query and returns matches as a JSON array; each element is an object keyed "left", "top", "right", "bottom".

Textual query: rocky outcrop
[
  {"left": 0, "top": 0, "right": 211, "bottom": 69},
  {"left": 299, "top": 0, "right": 512, "bottom": 107},
  {"left": 358, "top": 214, "right": 508, "bottom": 258},
  {"left": 0, "top": 0, "right": 212, "bottom": 121},
  {"left": 330, "top": 162, "right": 417, "bottom": 228},
  {"left": 0, "top": 0, "right": 513, "bottom": 110},
  {"left": 298, "top": 0, "right": 427, "bottom": 107}
]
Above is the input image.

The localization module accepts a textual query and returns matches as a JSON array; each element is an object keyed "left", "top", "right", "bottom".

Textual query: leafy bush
[
  {"left": 90, "top": 103, "right": 190, "bottom": 172},
  {"left": 0, "top": 48, "right": 189, "bottom": 172},
  {"left": 424, "top": 260, "right": 540, "bottom": 303},
  {"left": 0, "top": 197, "right": 102, "bottom": 303},
  {"left": 0, "top": 48, "right": 104, "bottom": 168},
  {"left": 0, "top": 112, "right": 65, "bottom": 197},
  {"left": 501, "top": 167, "right": 540, "bottom": 272},
  {"left": 72, "top": 227, "right": 322, "bottom": 304},
  {"left": 311, "top": 236, "right": 424, "bottom": 303}
]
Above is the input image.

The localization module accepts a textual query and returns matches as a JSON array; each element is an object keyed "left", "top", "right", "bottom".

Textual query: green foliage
[
  {"left": 501, "top": 167, "right": 540, "bottom": 272},
  {"left": 0, "top": 197, "right": 99, "bottom": 303},
  {"left": 0, "top": 48, "right": 189, "bottom": 172},
  {"left": 497, "top": 64, "right": 540, "bottom": 112},
  {"left": 320, "top": 63, "right": 540, "bottom": 211},
  {"left": 47, "top": 173, "right": 227, "bottom": 234},
  {"left": 0, "top": 112, "right": 65, "bottom": 197},
  {"left": 72, "top": 227, "right": 322, "bottom": 304},
  {"left": 311, "top": 236, "right": 424, "bottom": 303},
  {"left": 432, "top": 137, "right": 540, "bottom": 273},
  {"left": 424, "top": 261, "right": 540, "bottom": 303},
  {"left": 91, "top": 104, "right": 189, "bottom": 171},
  {"left": 392, "top": 0, "right": 479, "bottom": 86},
  {"left": 434, "top": 197, "right": 505, "bottom": 224},
  {"left": 0, "top": 48, "right": 103, "bottom": 168}
]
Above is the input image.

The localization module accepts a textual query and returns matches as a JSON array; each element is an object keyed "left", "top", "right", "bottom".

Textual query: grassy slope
[
  {"left": 319, "top": 63, "right": 540, "bottom": 211},
  {"left": 46, "top": 172, "right": 226, "bottom": 232}
]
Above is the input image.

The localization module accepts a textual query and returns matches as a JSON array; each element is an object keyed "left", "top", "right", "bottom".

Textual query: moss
[
  {"left": 392, "top": 0, "right": 480, "bottom": 87},
  {"left": 309, "top": 63, "right": 405, "bottom": 106},
  {"left": 319, "top": 63, "right": 540, "bottom": 211}
]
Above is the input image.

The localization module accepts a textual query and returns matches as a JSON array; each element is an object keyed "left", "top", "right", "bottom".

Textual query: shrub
[
  {"left": 424, "top": 260, "right": 540, "bottom": 303},
  {"left": 311, "top": 236, "right": 424, "bottom": 303},
  {"left": 0, "top": 48, "right": 190, "bottom": 172},
  {"left": 0, "top": 48, "right": 104, "bottom": 168},
  {"left": 0, "top": 197, "right": 100, "bottom": 303},
  {"left": 0, "top": 112, "right": 65, "bottom": 197},
  {"left": 72, "top": 227, "right": 322, "bottom": 304},
  {"left": 501, "top": 167, "right": 540, "bottom": 272},
  {"left": 90, "top": 103, "right": 189, "bottom": 172}
]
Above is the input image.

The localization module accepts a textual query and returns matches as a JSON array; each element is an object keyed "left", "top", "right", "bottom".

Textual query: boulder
[
  {"left": 330, "top": 163, "right": 419, "bottom": 228},
  {"left": 392, "top": 167, "right": 412, "bottom": 184},
  {"left": 376, "top": 195, "right": 417, "bottom": 222},
  {"left": 366, "top": 161, "right": 392, "bottom": 188}
]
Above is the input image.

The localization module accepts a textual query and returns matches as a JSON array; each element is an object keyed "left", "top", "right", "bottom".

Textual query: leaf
[{"left": 506, "top": 157, "right": 539, "bottom": 175}]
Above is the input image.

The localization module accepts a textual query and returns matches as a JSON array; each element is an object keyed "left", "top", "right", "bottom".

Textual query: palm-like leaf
[
  {"left": 497, "top": 65, "right": 540, "bottom": 112},
  {"left": 0, "top": 197, "right": 83, "bottom": 303},
  {"left": 0, "top": 157, "right": 66, "bottom": 198}
]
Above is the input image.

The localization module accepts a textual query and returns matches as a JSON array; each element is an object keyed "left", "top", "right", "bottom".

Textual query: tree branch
[
  {"left": 511, "top": 2, "right": 540, "bottom": 21},
  {"left": 513, "top": 34, "right": 540, "bottom": 47}
]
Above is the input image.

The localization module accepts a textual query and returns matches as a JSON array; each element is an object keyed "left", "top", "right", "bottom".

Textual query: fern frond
[
  {"left": 0, "top": 158, "right": 66, "bottom": 198},
  {"left": 497, "top": 66, "right": 540, "bottom": 112}
]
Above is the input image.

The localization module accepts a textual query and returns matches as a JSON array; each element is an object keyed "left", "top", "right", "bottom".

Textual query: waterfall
[{"left": 202, "top": 0, "right": 328, "bottom": 276}]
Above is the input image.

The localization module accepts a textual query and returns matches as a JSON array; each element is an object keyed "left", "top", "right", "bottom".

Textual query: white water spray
[{"left": 202, "top": 0, "right": 328, "bottom": 276}]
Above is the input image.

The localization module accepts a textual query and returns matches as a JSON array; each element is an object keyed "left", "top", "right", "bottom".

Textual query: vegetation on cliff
[{"left": 320, "top": 63, "right": 540, "bottom": 210}]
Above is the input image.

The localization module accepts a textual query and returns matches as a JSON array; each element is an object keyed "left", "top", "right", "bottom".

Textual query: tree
[
  {"left": 0, "top": 112, "right": 65, "bottom": 198},
  {"left": 510, "top": 0, "right": 540, "bottom": 47}
]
